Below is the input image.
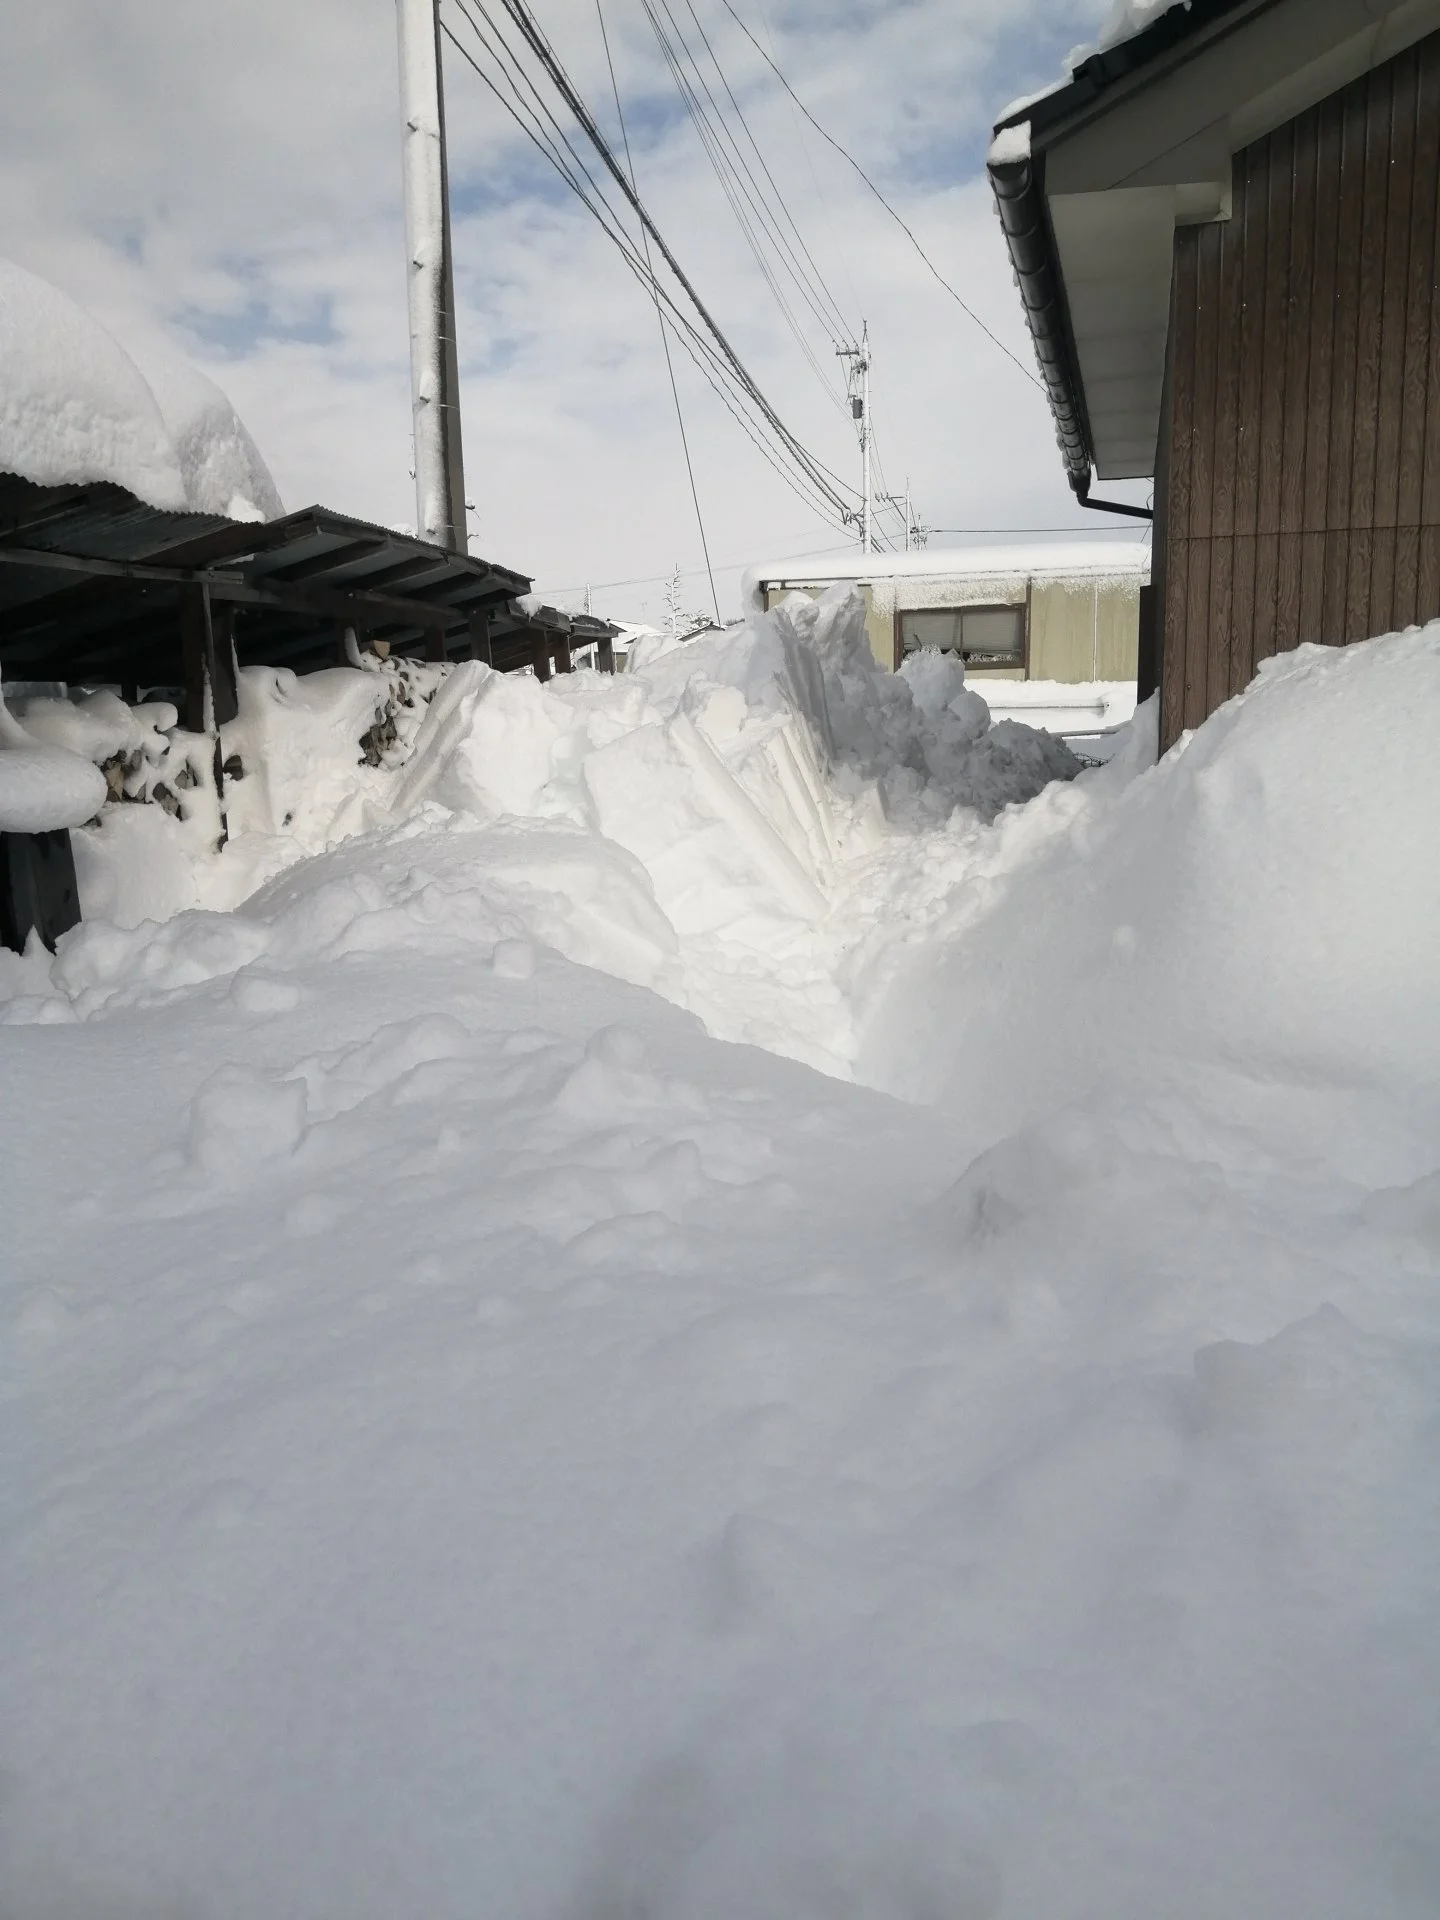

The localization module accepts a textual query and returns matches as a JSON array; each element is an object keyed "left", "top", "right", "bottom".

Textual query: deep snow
[
  {"left": 0, "top": 256, "right": 281, "bottom": 519},
  {"left": 3, "top": 592, "right": 1439, "bottom": 1919}
]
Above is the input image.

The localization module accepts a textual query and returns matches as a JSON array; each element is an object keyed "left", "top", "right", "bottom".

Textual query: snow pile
[
  {"left": 863, "top": 625, "right": 1440, "bottom": 1145},
  {"left": 0, "top": 258, "right": 186, "bottom": 510},
  {"left": 47, "top": 588, "right": 1081, "bottom": 1069},
  {"left": 0, "top": 688, "right": 107, "bottom": 832},
  {"left": 0, "top": 257, "right": 280, "bottom": 519},
  {"left": 1088, "top": 0, "right": 1186, "bottom": 56},
  {"left": 140, "top": 354, "right": 284, "bottom": 521},
  {"left": 3, "top": 611, "right": 1440, "bottom": 1917}
]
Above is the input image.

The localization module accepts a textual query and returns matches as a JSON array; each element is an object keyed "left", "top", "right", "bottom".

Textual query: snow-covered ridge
[
  {"left": 7, "top": 589, "right": 1081, "bottom": 1073},
  {"left": 3, "top": 588, "right": 1438, "bottom": 1920},
  {"left": 0, "top": 258, "right": 281, "bottom": 518}
]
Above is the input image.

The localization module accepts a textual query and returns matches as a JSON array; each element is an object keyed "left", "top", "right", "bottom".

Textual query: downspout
[{"left": 1072, "top": 472, "right": 1154, "bottom": 522}]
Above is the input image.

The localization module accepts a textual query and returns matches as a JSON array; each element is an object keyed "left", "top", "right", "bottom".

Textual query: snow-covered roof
[
  {"left": 0, "top": 258, "right": 281, "bottom": 520},
  {"left": 0, "top": 258, "right": 187, "bottom": 511}
]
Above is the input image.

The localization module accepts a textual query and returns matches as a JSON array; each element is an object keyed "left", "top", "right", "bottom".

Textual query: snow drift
[
  {"left": 31, "top": 587, "right": 1079, "bottom": 1073},
  {"left": 862, "top": 626, "right": 1440, "bottom": 1152},
  {"left": 0, "top": 257, "right": 186, "bottom": 509},
  {"left": 3, "top": 593, "right": 1439, "bottom": 1920},
  {"left": 0, "top": 257, "right": 281, "bottom": 518}
]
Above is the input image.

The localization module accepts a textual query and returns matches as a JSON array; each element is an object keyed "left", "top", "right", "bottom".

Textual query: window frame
[{"left": 893, "top": 597, "right": 1030, "bottom": 675}]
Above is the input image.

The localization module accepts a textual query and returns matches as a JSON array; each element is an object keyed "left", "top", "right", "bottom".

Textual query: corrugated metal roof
[{"left": 0, "top": 472, "right": 542, "bottom": 683}]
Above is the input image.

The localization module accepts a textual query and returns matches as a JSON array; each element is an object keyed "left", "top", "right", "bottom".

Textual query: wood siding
[{"left": 1158, "top": 29, "right": 1440, "bottom": 749}]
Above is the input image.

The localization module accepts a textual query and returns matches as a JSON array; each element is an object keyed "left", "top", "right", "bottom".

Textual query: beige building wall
[{"left": 1028, "top": 581, "right": 1143, "bottom": 680}]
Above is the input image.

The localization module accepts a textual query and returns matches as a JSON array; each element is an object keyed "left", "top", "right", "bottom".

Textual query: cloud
[{"left": 0, "top": 0, "right": 1134, "bottom": 621}]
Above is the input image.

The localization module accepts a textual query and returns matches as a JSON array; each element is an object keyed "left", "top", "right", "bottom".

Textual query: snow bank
[
  {"left": 863, "top": 626, "right": 1440, "bottom": 1152},
  {"left": 140, "top": 354, "right": 284, "bottom": 520},
  {"left": 0, "top": 257, "right": 280, "bottom": 519},
  {"left": 0, "top": 258, "right": 185, "bottom": 509},
  {"left": 2, "top": 603, "right": 1439, "bottom": 1918},
  {"left": 43, "top": 588, "right": 1080, "bottom": 1071}
]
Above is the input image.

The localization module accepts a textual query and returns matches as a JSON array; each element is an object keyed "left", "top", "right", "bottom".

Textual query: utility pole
[
  {"left": 879, "top": 477, "right": 924, "bottom": 553},
  {"left": 837, "top": 323, "right": 872, "bottom": 556},
  {"left": 396, "top": 0, "right": 467, "bottom": 551}
]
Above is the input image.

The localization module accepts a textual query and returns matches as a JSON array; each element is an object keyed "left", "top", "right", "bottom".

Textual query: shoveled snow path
[{"left": 4, "top": 827, "right": 1440, "bottom": 1918}]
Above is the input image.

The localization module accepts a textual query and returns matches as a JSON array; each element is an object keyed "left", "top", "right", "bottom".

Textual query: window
[{"left": 899, "top": 603, "right": 1026, "bottom": 670}]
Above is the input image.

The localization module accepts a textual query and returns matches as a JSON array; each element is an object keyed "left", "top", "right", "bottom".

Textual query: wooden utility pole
[{"left": 396, "top": 0, "right": 467, "bottom": 551}]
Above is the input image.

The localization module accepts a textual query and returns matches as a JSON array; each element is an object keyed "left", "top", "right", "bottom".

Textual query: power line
[
  {"left": 440, "top": 5, "right": 854, "bottom": 532},
  {"left": 639, "top": 0, "right": 852, "bottom": 395},
  {"left": 538, "top": 535, "right": 860, "bottom": 601},
  {"left": 595, "top": 0, "right": 720, "bottom": 626},
  {"left": 677, "top": 0, "right": 852, "bottom": 344},
  {"left": 715, "top": 0, "right": 1045, "bottom": 393},
  {"left": 487, "top": 0, "right": 860, "bottom": 517}
]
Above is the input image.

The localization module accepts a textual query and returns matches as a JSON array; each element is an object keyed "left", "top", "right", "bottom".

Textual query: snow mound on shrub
[{"left": 0, "top": 691, "right": 107, "bottom": 832}]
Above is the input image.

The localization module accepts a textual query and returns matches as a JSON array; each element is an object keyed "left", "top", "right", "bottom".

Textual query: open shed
[{"left": 0, "top": 472, "right": 624, "bottom": 725}]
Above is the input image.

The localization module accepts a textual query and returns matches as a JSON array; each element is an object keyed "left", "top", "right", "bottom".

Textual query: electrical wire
[
  {"left": 486, "top": 0, "right": 860, "bottom": 514},
  {"left": 678, "top": 0, "right": 852, "bottom": 344},
  {"left": 715, "top": 0, "right": 1046, "bottom": 393},
  {"left": 639, "top": 0, "right": 843, "bottom": 404},
  {"left": 440, "top": 5, "right": 856, "bottom": 532},
  {"left": 595, "top": 0, "right": 720, "bottom": 625},
  {"left": 639, "top": 0, "right": 852, "bottom": 383}
]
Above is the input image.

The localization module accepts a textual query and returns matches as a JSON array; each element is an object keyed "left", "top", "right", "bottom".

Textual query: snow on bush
[{"left": 0, "top": 686, "right": 107, "bottom": 831}]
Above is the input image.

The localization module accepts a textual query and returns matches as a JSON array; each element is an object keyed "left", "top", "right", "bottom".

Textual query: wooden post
[
  {"left": 424, "top": 620, "right": 449, "bottom": 664},
  {"left": 555, "top": 630, "right": 574, "bottom": 674},
  {"left": 468, "top": 611, "right": 493, "bottom": 665},
  {"left": 180, "top": 582, "right": 215, "bottom": 733},
  {"left": 178, "top": 581, "right": 230, "bottom": 847},
  {"left": 209, "top": 599, "right": 240, "bottom": 726},
  {"left": 597, "top": 634, "right": 615, "bottom": 674},
  {"left": 530, "top": 629, "right": 552, "bottom": 682}
]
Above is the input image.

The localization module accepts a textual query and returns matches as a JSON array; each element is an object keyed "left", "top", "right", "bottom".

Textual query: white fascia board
[{"left": 1041, "top": 0, "right": 1440, "bottom": 480}]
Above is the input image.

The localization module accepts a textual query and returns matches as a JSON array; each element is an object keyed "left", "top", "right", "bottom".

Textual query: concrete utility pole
[
  {"left": 396, "top": 0, "right": 467, "bottom": 551},
  {"left": 837, "top": 323, "right": 872, "bottom": 556}
]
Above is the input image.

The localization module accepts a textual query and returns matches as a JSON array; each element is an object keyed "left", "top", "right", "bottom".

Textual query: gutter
[
  {"left": 988, "top": 142, "right": 1091, "bottom": 490},
  {"left": 987, "top": 0, "right": 1259, "bottom": 495}
]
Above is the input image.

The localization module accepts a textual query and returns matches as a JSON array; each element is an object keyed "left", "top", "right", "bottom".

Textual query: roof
[
  {"left": 988, "top": 0, "right": 1440, "bottom": 488},
  {"left": 743, "top": 539, "right": 1151, "bottom": 606},
  {"left": 0, "top": 472, "right": 558, "bottom": 683}
]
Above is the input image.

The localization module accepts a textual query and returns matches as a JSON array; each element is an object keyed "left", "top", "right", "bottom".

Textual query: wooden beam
[
  {"left": 210, "top": 599, "right": 240, "bottom": 726},
  {"left": 597, "top": 633, "right": 615, "bottom": 674},
  {"left": 554, "top": 631, "right": 573, "bottom": 674},
  {"left": 530, "top": 629, "right": 552, "bottom": 681}
]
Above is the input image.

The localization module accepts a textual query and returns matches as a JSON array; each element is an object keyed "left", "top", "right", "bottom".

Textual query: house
[
  {"left": 743, "top": 542, "right": 1150, "bottom": 694},
  {"left": 988, "top": 0, "right": 1440, "bottom": 749}
]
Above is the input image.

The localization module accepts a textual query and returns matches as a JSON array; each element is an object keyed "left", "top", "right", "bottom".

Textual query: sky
[{"left": 0, "top": 0, "right": 1149, "bottom": 623}]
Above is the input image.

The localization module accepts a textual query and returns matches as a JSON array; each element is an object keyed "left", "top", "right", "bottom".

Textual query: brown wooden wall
[{"left": 1157, "top": 29, "right": 1440, "bottom": 749}]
